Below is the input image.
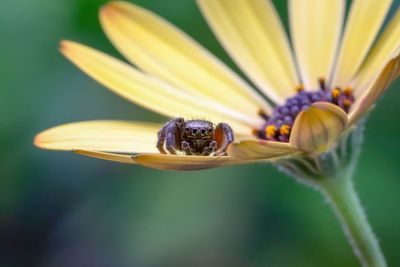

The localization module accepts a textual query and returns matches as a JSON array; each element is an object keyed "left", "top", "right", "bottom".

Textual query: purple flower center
[{"left": 256, "top": 79, "right": 354, "bottom": 142}]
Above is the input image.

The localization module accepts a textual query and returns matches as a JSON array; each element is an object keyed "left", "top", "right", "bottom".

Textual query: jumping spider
[{"left": 157, "top": 118, "right": 234, "bottom": 156}]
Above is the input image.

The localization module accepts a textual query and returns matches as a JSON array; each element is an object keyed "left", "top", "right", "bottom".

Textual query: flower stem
[{"left": 318, "top": 177, "right": 387, "bottom": 267}]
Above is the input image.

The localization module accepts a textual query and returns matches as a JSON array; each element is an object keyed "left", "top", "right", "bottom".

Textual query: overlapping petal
[
  {"left": 34, "top": 120, "right": 160, "bottom": 153},
  {"left": 289, "top": 0, "right": 345, "bottom": 89},
  {"left": 289, "top": 102, "right": 348, "bottom": 153},
  {"left": 134, "top": 154, "right": 257, "bottom": 171},
  {"left": 197, "top": 0, "right": 298, "bottom": 104},
  {"left": 349, "top": 54, "right": 400, "bottom": 125},
  {"left": 353, "top": 8, "right": 400, "bottom": 97},
  {"left": 331, "top": 0, "right": 392, "bottom": 87},
  {"left": 75, "top": 150, "right": 261, "bottom": 171},
  {"left": 60, "top": 41, "right": 262, "bottom": 135},
  {"left": 228, "top": 139, "right": 297, "bottom": 160},
  {"left": 75, "top": 150, "right": 137, "bottom": 164},
  {"left": 99, "top": 1, "right": 271, "bottom": 116}
]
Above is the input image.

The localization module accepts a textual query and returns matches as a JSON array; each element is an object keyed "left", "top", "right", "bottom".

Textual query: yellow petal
[
  {"left": 60, "top": 41, "right": 260, "bottom": 134},
  {"left": 134, "top": 154, "right": 255, "bottom": 171},
  {"left": 289, "top": 0, "right": 345, "bottom": 89},
  {"left": 353, "top": 8, "right": 400, "bottom": 97},
  {"left": 331, "top": 0, "right": 392, "bottom": 87},
  {"left": 76, "top": 150, "right": 267, "bottom": 170},
  {"left": 349, "top": 54, "right": 400, "bottom": 125},
  {"left": 289, "top": 102, "right": 348, "bottom": 153},
  {"left": 34, "top": 120, "right": 160, "bottom": 153},
  {"left": 76, "top": 150, "right": 241, "bottom": 170},
  {"left": 75, "top": 150, "right": 137, "bottom": 164},
  {"left": 197, "top": 0, "right": 298, "bottom": 104},
  {"left": 227, "top": 139, "right": 297, "bottom": 160},
  {"left": 100, "top": 1, "right": 271, "bottom": 116}
]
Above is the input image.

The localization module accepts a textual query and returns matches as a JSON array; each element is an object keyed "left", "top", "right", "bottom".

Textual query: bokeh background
[{"left": 1, "top": 0, "right": 400, "bottom": 266}]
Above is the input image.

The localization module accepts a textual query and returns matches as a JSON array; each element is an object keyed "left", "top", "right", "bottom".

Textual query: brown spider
[{"left": 157, "top": 118, "right": 234, "bottom": 156}]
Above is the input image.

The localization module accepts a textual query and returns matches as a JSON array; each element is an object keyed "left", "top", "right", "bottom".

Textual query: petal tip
[
  {"left": 33, "top": 133, "right": 43, "bottom": 148},
  {"left": 33, "top": 131, "right": 59, "bottom": 150},
  {"left": 100, "top": 1, "right": 128, "bottom": 14},
  {"left": 100, "top": 2, "right": 118, "bottom": 16},
  {"left": 59, "top": 40, "right": 76, "bottom": 55},
  {"left": 59, "top": 40, "right": 68, "bottom": 52},
  {"left": 72, "top": 149, "right": 87, "bottom": 155}
]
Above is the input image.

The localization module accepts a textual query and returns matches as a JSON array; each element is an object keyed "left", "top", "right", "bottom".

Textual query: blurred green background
[{"left": 1, "top": 0, "right": 399, "bottom": 266}]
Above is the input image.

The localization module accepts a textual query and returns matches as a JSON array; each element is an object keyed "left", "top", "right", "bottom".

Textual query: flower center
[{"left": 255, "top": 78, "right": 355, "bottom": 142}]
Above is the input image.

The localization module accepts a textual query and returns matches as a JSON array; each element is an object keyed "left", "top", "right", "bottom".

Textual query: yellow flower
[{"left": 34, "top": 0, "right": 400, "bottom": 170}]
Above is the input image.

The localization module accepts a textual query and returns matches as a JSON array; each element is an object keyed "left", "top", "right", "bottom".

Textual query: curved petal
[
  {"left": 99, "top": 1, "right": 271, "bottom": 116},
  {"left": 197, "top": 0, "right": 298, "bottom": 104},
  {"left": 134, "top": 154, "right": 257, "bottom": 171},
  {"left": 331, "top": 0, "right": 392, "bottom": 87},
  {"left": 349, "top": 54, "right": 400, "bottom": 125},
  {"left": 353, "top": 8, "right": 400, "bottom": 97},
  {"left": 289, "top": 102, "right": 348, "bottom": 153},
  {"left": 227, "top": 139, "right": 297, "bottom": 160},
  {"left": 75, "top": 150, "right": 137, "bottom": 164},
  {"left": 76, "top": 150, "right": 262, "bottom": 171},
  {"left": 60, "top": 41, "right": 261, "bottom": 134},
  {"left": 34, "top": 120, "right": 160, "bottom": 153},
  {"left": 289, "top": 0, "right": 345, "bottom": 89}
]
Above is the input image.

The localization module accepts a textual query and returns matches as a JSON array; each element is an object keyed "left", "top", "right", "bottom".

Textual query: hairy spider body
[{"left": 157, "top": 118, "right": 234, "bottom": 156}]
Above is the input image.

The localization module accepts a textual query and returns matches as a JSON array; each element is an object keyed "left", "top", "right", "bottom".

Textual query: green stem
[{"left": 318, "top": 177, "right": 387, "bottom": 267}]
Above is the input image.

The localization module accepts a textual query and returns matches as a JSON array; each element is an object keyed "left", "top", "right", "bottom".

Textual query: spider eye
[
  {"left": 192, "top": 129, "right": 198, "bottom": 134},
  {"left": 201, "top": 129, "right": 206, "bottom": 135},
  {"left": 185, "top": 128, "right": 190, "bottom": 133}
]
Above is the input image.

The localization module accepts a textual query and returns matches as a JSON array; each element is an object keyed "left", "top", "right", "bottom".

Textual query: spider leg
[
  {"left": 202, "top": 141, "right": 217, "bottom": 156},
  {"left": 181, "top": 141, "right": 193, "bottom": 155},
  {"left": 157, "top": 118, "right": 184, "bottom": 154},
  {"left": 157, "top": 128, "right": 167, "bottom": 154},
  {"left": 214, "top": 123, "right": 234, "bottom": 156}
]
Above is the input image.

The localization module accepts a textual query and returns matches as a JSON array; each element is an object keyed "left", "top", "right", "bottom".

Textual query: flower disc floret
[{"left": 256, "top": 79, "right": 355, "bottom": 142}]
